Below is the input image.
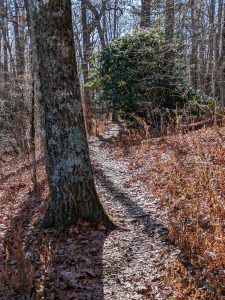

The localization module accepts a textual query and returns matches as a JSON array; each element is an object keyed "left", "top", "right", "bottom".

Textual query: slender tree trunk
[
  {"left": 206, "top": 0, "right": 216, "bottom": 96},
  {"left": 218, "top": 5, "right": 225, "bottom": 107},
  {"left": 3, "top": 33, "right": 17, "bottom": 79},
  {"left": 3, "top": 21, "right": 8, "bottom": 83},
  {"left": 113, "top": 0, "right": 118, "bottom": 39},
  {"left": 215, "top": 0, "right": 223, "bottom": 99},
  {"left": 28, "top": 0, "right": 114, "bottom": 230},
  {"left": 140, "top": 0, "right": 151, "bottom": 28},
  {"left": 190, "top": 0, "right": 198, "bottom": 91},
  {"left": 198, "top": 1, "right": 207, "bottom": 96},
  {"left": 165, "top": 0, "right": 174, "bottom": 42},
  {"left": 24, "top": 0, "right": 31, "bottom": 32},
  {"left": 81, "top": 0, "right": 92, "bottom": 134},
  {"left": 215, "top": 0, "right": 223, "bottom": 64},
  {"left": 30, "top": 75, "right": 37, "bottom": 192},
  {"left": 25, "top": 0, "right": 37, "bottom": 192},
  {"left": 13, "top": 0, "right": 25, "bottom": 78},
  {"left": 165, "top": 0, "right": 175, "bottom": 79},
  {"left": 0, "top": 0, "right": 8, "bottom": 84},
  {"left": 102, "top": 6, "right": 108, "bottom": 45},
  {"left": 87, "top": 0, "right": 106, "bottom": 49}
]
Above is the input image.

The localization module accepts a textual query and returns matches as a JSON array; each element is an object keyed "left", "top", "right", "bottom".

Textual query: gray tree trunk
[
  {"left": 81, "top": 0, "right": 92, "bottom": 134},
  {"left": 165, "top": 0, "right": 175, "bottom": 78},
  {"left": 0, "top": 0, "right": 8, "bottom": 84},
  {"left": 190, "top": 0, "right": 198, "bottom": 91},
  {"left": 218, "top": 5, "right": 225, "bottom": 107},
  {"left": 206, "top": 0, "right": 216, "bottom": 96},
  {"left": 140, "top": 0, "right": 151, "bottom": 28},
  {"left": 13, "top": 0, "right": 25, "bottom": 78},
  {"left": 165, "top": 0, "right": 174, "bottom": 42},
  {"left": 28, "top": 0, "right": 114, "bottom": 230}
]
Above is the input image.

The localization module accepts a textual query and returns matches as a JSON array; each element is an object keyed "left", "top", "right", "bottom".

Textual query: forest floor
[{"left": 0, "top": 123, "right": 224, "bottom": 300}]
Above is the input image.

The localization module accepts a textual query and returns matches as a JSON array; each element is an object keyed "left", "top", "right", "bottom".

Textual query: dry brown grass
[
  {"left": 128, "top": 126, "right": 225, "bottom": 299},
  {"left": 165, "top": 129, "right": 224, "bottom": 299}
]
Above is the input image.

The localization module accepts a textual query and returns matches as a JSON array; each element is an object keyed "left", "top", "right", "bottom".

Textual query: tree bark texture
[
  {"left": 165, "top": 0, "right": 174, "bottom": 42},
  {"left": 28, "top": 0, "right": 114, "bottom": 230},
  {"left": 140, "top": 0, "right": 151, "bottom": 28},
  {"left": 81, "top": 0, "right": 92, "bottom": 134},
  {"left": 190, "top": 0, "right": 198, "bottom": 91}
]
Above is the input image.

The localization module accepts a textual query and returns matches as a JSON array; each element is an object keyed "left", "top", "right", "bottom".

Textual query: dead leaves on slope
[{"left": 128, "top": 127, "right": 225, "bottom": 299}]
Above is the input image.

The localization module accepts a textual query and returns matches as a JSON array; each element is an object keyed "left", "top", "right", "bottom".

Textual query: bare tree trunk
[
  {"left": 206, "top": 0, "right": 216, "bottom": 96},
  {"left": 198, "top": 1, "right": 207, "bottom": 96},
  {"left": 3, "top": 20, "right": 8, "bottom": 84},
  {"left": 218, "top": 5, "right": 225, "bottom": 107},
  {"left": 165, "top": 0, "right": 175, "bottom": 79},
  {"left": 190, "top": 0, "right": 198, "bottom": 91},
  {"left": 0, "top": 0, "right": 8, "bottom": 84},
  {"left": 102, "top": 5, "right": 108, "bottom": 45},
  {"left": 81, "top": 0, "right": 92, "bottom": 134},
  {"left": 113, "top": 0, "right": 118, "bottom": 39},
  {"left": 87, "top": 0, "right": 106, "bottom": 49},
  {"left": 140, "top": 0, "right": 151, "bottom": 28},
  {"left": 28, "top": 0, "right": 114, "bottom": 230},
  {"left": 215, "top": 0, "right": 224, "bottom": 99},
  {"left": 25, "top": 0, "right": 37, "bottom": 192},
  {"left": 165, "top": 0, "right": 174, "bottom": 42},
  {"left": 13, "top": 0, "right": 25, "bottom": 78},
  {"left": 30, "top": 74, "right": 37, "bottom": 192}
]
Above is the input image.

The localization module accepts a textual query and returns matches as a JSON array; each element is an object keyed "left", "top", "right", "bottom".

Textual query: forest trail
[
  {"left": 89, "top": 124, "right": 179, "bottom": 299},
  {"left": 0, "top": 124, "right": 182, "bottom": 300}
]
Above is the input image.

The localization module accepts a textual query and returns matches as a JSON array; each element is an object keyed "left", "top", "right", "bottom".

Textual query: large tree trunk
[
  {"left": 140, "top": 0, "right": 151, "bottom": 28},
  {"left": 28, "top": 0, "right": 114, "bottom": 230}
]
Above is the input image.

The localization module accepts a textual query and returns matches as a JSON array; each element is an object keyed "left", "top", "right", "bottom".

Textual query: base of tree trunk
[
  {"left": 41, "top": 193, "right": 117, "bottom": 231},
  {"left": 112, "top": 110, "right": 118, "bottom": 122},
  {"left": 41, "top": 213, "right": 117, "bottom": 232}
]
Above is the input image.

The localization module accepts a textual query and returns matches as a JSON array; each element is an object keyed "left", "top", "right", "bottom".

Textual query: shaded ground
[
  {"left": 0, "top": 124, "right": 180, "bottom": 299},
  {"left": 90, "top": 124, "right": 179, "bottom": 299}
]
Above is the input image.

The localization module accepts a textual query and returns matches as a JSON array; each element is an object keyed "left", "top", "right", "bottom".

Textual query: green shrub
[{"left": 92, "top": 29, "right": 189, "bottom": 126}]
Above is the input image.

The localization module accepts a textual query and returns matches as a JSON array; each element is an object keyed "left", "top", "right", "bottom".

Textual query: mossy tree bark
[{"left": 28, "top": 0, "right": 114, "bottom": 230}]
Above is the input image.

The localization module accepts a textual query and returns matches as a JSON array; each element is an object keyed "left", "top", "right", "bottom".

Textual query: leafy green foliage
[{"left": 94, "top": 29, "right": 188, "bottom": 125}]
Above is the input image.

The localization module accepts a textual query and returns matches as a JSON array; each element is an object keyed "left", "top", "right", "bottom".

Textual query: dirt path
[
  {"left": 0, "top": 124, "right": 181, "bottom": 300},
  {"left": 90, "top": 124, "right": 179, "bottom": 300}
]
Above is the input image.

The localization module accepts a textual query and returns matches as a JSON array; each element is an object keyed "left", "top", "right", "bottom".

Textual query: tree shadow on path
[
  {"left": 0, "top": 177, "right": 113, "bottom": 300},
  {"left": 94, "top": 162, "right": 218, "bottom": 299},
  {"left": 94, "top": 164, "right": 169, "bottom": 240}
]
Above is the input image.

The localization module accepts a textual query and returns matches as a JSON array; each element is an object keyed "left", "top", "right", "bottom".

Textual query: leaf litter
[{"left": 0, "top": 124, "right": 224, "bottom": 299}]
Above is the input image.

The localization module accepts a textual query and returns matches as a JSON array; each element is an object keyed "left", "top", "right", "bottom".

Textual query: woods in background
[
  {"left": 0, "top": 0, "right": 225, "bottom": 150},
  {"left": 0, "top": 2, "right": 224, "bottom": 297}
]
